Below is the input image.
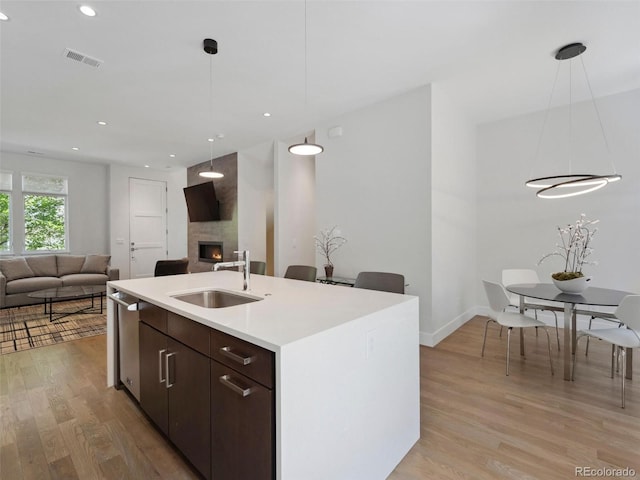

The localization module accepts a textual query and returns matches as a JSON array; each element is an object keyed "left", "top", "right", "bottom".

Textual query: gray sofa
[{"left": 0, "top": 254, "right": 119, "bottom": 308}]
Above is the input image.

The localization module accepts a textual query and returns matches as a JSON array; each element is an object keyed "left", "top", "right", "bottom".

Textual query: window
[
  {"left": 22, "top": 174, "right": 68, "bottom": 252},
  {"left": 0, "top": 172, "right": 11, "bottom": 252}
]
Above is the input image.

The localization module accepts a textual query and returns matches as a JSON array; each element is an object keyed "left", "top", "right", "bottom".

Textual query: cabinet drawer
[
  {"left": 210, "top": 329, "right": 274, "bottom": 389},
  {"left": 167, "top": 312, "right": 210, "bottom": 356},
  {"left": 139, "top": 302, "right": 167, "bottom": 332},
  {"left": 211, "top": 360, "right": 274, "bottom": 480}
]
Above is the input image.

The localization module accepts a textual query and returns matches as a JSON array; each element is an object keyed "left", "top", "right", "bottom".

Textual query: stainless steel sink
[{"left": 170, "top": 289, "right": 262, "bottom": 308}]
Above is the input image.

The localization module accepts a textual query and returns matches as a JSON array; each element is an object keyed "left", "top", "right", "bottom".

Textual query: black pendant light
[
  {"left": 289, "top": 137, "right": 323, "bottom": 156},
  {"left": 199, "top": 38, "right": 224, "bottom": 179},
  {"left": 288, "top": 0, "right": 324, "bottom": 156},
  {"left": 526, "top": 43, "right": 621, "bottom": 198}
]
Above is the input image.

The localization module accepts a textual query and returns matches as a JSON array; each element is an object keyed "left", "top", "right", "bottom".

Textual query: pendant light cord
[
  {"left": 569, "top": 58, "right": 573, "bottom": 174},
  {"left": 530, "top": 61, "right": 561, "bottom": 180},
  {"left": 209, "top": 54, "right": 214, "bottom": 168},
  {"left": 304, "top": 0, "right": 308, "bottom": 108},
  {"left": 580, "top": 55, "right": 617, "bottom": 172}
]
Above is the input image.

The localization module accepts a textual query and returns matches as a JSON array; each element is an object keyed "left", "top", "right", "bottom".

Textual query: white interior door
[{"left": 129, "top": 178, "right": 167, "bottom": 279}]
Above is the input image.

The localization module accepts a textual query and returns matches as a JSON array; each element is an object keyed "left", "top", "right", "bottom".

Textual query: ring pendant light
[
  {"left": 199, "top": 38, "right": 224, "bottom": 179},
  {"left": 288, "top": 0, "right": 324, "bottom": 156},
  {"left": 526, "top": 43, "right": 621, "bottom": 198}
]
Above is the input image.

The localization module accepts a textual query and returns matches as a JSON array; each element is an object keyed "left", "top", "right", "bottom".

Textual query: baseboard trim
[
  {"left": 419, "top": 307, "right": 620, "bottom": 347},
  {"left": 420, "top": 307, "right": 482, "bottom": 347}
]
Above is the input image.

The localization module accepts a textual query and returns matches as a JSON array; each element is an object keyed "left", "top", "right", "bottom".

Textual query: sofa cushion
[
  {"left": 0, "top": 257, "right": 35, "bottom": 281},
  {"left": 57, "top": 255, "right": 86, "bottom": 276},
  {"left": 25, "top": 255, "right": 58, "bottom": 277},
  {"left": 6, "top": 276, "right": 63, "bottom": 295},
  {"left": 61, "top": 273, "right": 109, "bottom": 287},
  {"left": 81, "top": 255, "right": 111, "bottom": 274}
]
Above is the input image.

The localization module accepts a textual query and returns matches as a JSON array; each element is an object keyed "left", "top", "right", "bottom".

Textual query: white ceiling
[{"left": 1, "top": 1, "right": 639, "bottom": 169}]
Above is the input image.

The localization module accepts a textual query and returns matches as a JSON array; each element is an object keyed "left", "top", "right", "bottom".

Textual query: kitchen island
[{"left": 107, "top": 270, "right": 419, "bottom": 480}]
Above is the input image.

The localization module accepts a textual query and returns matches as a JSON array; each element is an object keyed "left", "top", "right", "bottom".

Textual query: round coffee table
[{"left": 28, "top": 285, "right": 106, "bottom": 322}]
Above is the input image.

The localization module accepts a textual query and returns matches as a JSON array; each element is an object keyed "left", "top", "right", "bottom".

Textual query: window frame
[
  {"left": 0, "top": 171, "right": 13, "bottom": 255},
  {"left": 21, "top": 172, "right": 70, "bottom": 254}
]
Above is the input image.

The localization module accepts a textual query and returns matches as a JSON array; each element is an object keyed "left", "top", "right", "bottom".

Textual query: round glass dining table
[{"left": 505, "top": 283, "right": 635, "bottom": 380}]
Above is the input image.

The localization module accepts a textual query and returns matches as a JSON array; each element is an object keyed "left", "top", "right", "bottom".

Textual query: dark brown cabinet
[
  {"left": 139, "top": 305, "right": 275, "bottom": 480},
  {"left": 210, "top": 328, "right": 275, "bottom": 480},
  {"left": 139, "top": 322, "right": 169, "bottom": 435},
  {"left": 139, "top": 320, "right": 211, "bottom": 480}
]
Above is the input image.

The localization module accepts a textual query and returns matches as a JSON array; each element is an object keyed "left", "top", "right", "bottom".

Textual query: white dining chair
[
  {"left": 482, "top": 280, "right": 554, "bottom": 376},
  {"left": 572, "top": 295, "right": 640, "bottom": 408},
  {"left": 502, "top": 269, "right": 560, "bottom": 350}
]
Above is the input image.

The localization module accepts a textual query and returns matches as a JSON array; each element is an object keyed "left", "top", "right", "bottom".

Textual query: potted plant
[
  {"left": 314, "top": 226, "right": 347, "bottom": 279},
  {"left": 538, "top": 214, "right": 598, "bottom": 294}
]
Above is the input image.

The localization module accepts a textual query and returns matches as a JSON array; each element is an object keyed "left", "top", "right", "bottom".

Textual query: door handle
[
  {"left": 219, "top": 374, "right": 253, "bottom": 397},
  {"left": 158, "top": 349, "right": 166, "bottom": 383},
  {"left": 165, "top": 352, "right": 176, "bottom": 388},
  {"left": 220, "top": 346, "right": 254, "bottom": 365}
]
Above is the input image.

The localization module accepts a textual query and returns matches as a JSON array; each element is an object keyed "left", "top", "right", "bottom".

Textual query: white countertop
[{"left": 108, "top": 270, "right": 415, "bottom": 352}]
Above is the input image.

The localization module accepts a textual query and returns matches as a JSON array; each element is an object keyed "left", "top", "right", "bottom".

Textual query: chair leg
[
  {"left": 611, "top": 344, "right": 616, "bottom": 378},
  {"left": 572, "top": 336, "right": 580, "bottom": 381},
  {"left": 621, "top": 347, "right": 626, "bottom": 409},
  {"left": 542, "top": 327, "right": 554, "bottom": 375},
  {"left": 481, "top": 319, "right": 494, "bottom": 357},
  {"left": 506, "top": 327, "right": 512, "bottom": 376},
  {"left": 585, "top": 316, "right": 594, "bottom": 355},
  {"left": 534, "top": 310, "right": 539, "bottom": 337}
]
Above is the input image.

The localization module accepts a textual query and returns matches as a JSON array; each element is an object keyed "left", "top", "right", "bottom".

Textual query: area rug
[{"left": 0, "top": 299, "right": 106, "bottom": 354}]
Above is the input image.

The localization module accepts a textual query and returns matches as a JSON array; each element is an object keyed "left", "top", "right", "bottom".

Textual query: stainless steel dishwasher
[{"left": 109, "top": 291, "right": 141, "bottom": 401}]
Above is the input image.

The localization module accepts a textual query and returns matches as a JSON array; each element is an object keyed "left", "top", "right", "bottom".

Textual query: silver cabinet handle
[
  {"left": 158, "top": 349, "right": 167, "bottom": 383},
  {"left": 220, "top": 346, "right": 254, "bottom": 365},
  {"left": 219, "top": 374, "right": 252, "bottom": 397},
  {"left": 165, "top": 352, "right": 176, "bottom": 388}
]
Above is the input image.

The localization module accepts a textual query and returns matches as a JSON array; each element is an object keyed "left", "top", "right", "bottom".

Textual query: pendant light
[
  {"left": 199, "top": 38, "right": 224, "bottom": 179},
  {"left": 288, "top": 0, "right": 324, "bottom": 156},
  {"left": 526, "top": 43, "right": 621, "bottom": 198}
]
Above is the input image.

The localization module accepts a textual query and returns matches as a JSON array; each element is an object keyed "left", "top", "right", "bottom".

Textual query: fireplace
[{"left": 199, "top": 241, "right": 223, "bottom": 263}]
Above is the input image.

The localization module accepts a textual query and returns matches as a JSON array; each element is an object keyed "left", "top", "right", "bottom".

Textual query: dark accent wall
[{"left": 186, "top": 153, "right": 238, "bottom": 273}]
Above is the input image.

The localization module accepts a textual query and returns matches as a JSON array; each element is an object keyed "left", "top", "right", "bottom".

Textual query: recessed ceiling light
[
  {"left": 0, "top": 12, "right": 9, "bottom": 21},
  {"left": 79, "top": 5, "right": 96, "bottom": 17},
  {"left": 72, "top": 147, "right": 79, "bottom": 151},
  {"left": 263, "top": 112, "right": 271, "bottom": 117},
  {"left": 207, "top": 138, "right": 215, "bottom": 143},
  {"left": 97, "top": 121, "right": 107, "bottom": 126},
  {"left": 169, "top": 154, "right": 176, "bottom": 158},
  {"left": 144, "top": 165, "right": 150, "bottom": 168}
]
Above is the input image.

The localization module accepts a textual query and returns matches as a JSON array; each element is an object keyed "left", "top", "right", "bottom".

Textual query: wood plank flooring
[{"left": 1, "top": 316, "right": 638, "bottom": 479}]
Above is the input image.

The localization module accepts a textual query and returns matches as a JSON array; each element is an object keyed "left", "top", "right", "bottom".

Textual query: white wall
[
  {"left": 109, "top": 165, "right": 187, "bottom": 279},
  {"left": 315, "top": 86, "right": 433, "bottom": 338},
  {"left": 429, "top": 84, "right": 478, "bottom": 344},
  {"left": 237, "top": 141, "right": 274, "bottom": 267},
  {"left": 0, "top": 152, "right": 109, "bottom": 255},
  {"left": 274, "top": 139, "right": 316, "bottom": 277},
  {"left": 477, "top": 88, "right": 640, "bottom": 301}
]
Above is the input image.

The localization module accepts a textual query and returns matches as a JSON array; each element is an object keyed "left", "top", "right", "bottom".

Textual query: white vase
[{"left": 552, "top": 275, "right": 592, "bottom": 294}]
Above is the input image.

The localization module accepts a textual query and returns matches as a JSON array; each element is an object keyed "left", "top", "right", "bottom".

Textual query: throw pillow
[
  {"left": 57, "top": 255, "right": 86, "bottom": 276},
  {"left": 0, "top": 257, "right": 35, "bottom": 281},
  {"left": 81, "top": 255, "right": 111, "bottom": 274},
  {"left": 26, "top": 255, "right": 58, "bottom": 277}
]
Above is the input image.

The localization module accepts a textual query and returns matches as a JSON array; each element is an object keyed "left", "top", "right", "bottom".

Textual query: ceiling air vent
[{"left": 63, "top": 48, "right": 103, "bottom": 68}]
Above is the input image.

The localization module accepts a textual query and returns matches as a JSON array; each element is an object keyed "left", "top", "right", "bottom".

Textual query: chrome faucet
[{"left": 213, "top": 250, "right": 251, "bottom": 291}]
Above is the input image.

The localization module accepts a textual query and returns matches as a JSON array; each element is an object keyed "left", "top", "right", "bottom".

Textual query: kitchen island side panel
[{"left": 277, "top": 297, "right": 420, "bottom": 480}]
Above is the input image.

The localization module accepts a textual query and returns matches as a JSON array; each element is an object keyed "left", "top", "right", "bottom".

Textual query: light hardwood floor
[{"left": 1, "top": 316, "right": 638, "bottom": 479}]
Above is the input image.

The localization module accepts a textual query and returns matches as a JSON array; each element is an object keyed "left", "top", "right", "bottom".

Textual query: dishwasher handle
[{"left": 108, "top": 292, "right": 139, "bottom": 311}]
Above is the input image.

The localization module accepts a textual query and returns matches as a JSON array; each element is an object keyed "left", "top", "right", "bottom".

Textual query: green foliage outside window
[
  {"left": 24, "top": 194, "right": 66, "bottom": 251},
  {"left": 0, "top": 193, "right": 9, "bottom": 251}
]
